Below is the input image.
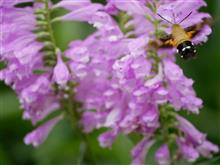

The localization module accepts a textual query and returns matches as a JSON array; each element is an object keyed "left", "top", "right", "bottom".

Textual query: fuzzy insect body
[
  {"left": 172, "top": 24, "right": 190, "bottom": 46},
  {"left": 156, "top": 12, "right": 211, "bottom": 60},
  {"left": 171, "top": 24, "right": 196, "bottom": 59}
]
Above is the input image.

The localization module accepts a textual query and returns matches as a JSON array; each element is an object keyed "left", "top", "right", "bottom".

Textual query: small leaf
[
  {"left": 40, "top": 42, "right": 55, "bottom": 52},
  {"left": 36, "top": 31, "right": 51, "bottom": 41},
  {"left": 36, "top": 20, "right": 48, "bottom": 27},
  {"left": 36, "top": 14, "right": 46, "bottom": 21},
  {"left": 0, "top": 61, "right": 7, "bottom": 70},
  {"left": 43, "top": 50, "right": 55, "bottom": 57},
  {"left": 34, "top": 8, "right": 47, "bottom": 15},
  {"left": 32, "top": 69, "right": 47, "bottom": 75},
  {"left": 193, "top": 155, "right": 220, "bottom": 165}
]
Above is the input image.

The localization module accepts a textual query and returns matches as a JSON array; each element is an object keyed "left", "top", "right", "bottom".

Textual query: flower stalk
[
  {"left": 34, "top": 0, "right": 57, "bottom": 66},
  {"left": 1, "top": 1, "right": 218, "bottom": 165},
  {"left": 34, "top": 1, "right": 97, "bottom": 164},
  {"left": 60, "top": 82, "right": 97, "bottom": 164}
]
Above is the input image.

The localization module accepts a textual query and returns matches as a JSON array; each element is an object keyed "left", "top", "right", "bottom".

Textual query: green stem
[
  {"left": 34, "top": 1, "right": 97, "bottom": 164},
  {"left": 66, "top": 85, "right": 97, "bottom": 165},
  {"left": 158, "top": 105, "right": 180, "bottom": 164},
  {"left": 34, "top": 0, "right": 58, "bottom": 66},
  {"left": 44, "top": 0, "right": 56, "bottom": 46}
]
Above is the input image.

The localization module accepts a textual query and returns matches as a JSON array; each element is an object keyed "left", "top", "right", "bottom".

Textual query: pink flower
[
  {"left": 1, "top": 0, "right": 63, "bottom": 147},
  {"left": 177, "top": 138, "right": 200, "bottom": 162},
  {"left": 98, "top": 130, "right": 118, "bottom": 148},
  {"left": 53, "top": 50, "right": 70, "bottom": 86},
  {"left": 24, "top": 115, "right": 63, "bottom": 147},
  {"left": 176, "top": 115, "right": 206, "bottom": 144},
  {"left": 131, "top": 137, "right": 155, "bottom": 165},
  {"left": 155, "top": 144, "right": 170, "bottom": 165},
  {"left": 197, "top": 140, "right": 219, "bottom": 158}
]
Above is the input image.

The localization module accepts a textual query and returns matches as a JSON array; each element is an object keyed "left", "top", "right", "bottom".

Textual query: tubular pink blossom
[
  {"left": 176, "top": 115, "right": 206, "bottom": 145},
  {"left": 98, "top": 129, "right": 118, "bottom": 148},
  {"left": 131, "top": 137, "right": 155, "bottom": 165},
  {"left": 53, "top": 50, "right": 70, "bottom": 86},
  {"left": 155, "top": 144, "right": 170, "bottom": 165},
  {"left": 24, "top": 115, "right": 63, "bottom": 147},
  {"left": 177, "top": 138, "right": 199, "bottom": 162},
  {"left": 197, "top": 140, "right": 219, "bottom": 158}
]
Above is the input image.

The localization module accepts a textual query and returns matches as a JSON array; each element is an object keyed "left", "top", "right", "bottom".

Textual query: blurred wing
[
  {"left": 158, "top": 18, "right": 213, "bottom": 47},
  {"left": 160, "top": 34, "right": 175, "bottom": 47},
  {"left": 185, "top": 17, "right": 213, "bottom": 39}
]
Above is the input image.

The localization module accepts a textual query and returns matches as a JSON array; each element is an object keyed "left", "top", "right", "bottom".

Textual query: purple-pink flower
[
  {"left": 0, "top": 0, "right": 218, "bottom": 164},
  {"left": 155, "top": 144, "right": 170, "bottom": 165},
  {"left": 177, "top": 137, "right": 200, "bottom": 162},
  {"left": 24, "top": 115, "right": 63, "bottom": 147},
  {"left": 131, "top": 137, "right": 155, "bottom": 165},
  {"left": 53, "top": 49, "right": 70, "bottom": 86},
  {"left": 1, "top": 0, "right": 61, "bottom": 146},
  {"left": 176, "top": 115, "right": 219, "bottom": 162}
]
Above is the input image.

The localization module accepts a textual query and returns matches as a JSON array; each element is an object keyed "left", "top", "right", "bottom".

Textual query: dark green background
[{"left": 0, "top": 0, "right": 219, "bottom": 164}]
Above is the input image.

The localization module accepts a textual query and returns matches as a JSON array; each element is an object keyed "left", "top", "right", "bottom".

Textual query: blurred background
[{"left": 0, "top": 0, "right": 219, "bottom": 165}]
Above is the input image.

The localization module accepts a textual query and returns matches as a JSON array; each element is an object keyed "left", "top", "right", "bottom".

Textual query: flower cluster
[
  {"left": 0, "top": 0, "right": 64, "bottom": 146},
  {"left": 0, "top": 0, "right": 218, "bottom": 164}
]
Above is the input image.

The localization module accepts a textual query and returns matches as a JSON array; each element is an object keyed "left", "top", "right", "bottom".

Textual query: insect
[{"left": 157, "top": 12, "right": 211, "bottom": 60}]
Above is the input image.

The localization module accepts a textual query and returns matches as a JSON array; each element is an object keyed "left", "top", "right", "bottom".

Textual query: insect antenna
[
  {"left": 172, "top": 12, "right": 177, "bottom": 24},
  {"left": 157, "top": 13, "right": 173, "bottom": 24},
  {"left": 178, "top": 11, "right": 193, "bottom": 24}
]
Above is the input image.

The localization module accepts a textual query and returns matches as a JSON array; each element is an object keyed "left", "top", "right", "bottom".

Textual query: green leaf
[
  {"left": 36, "top": 32, "right": 51, "bottom": 41},
  {"left": 32, "top": 69, "right": 47, "bottom": 75},
  {"left": 0, "top": 61, "right": 7, "bottom": 70},
  {"left": 193, "top": 155, "right": 220, "bottom": 165}
]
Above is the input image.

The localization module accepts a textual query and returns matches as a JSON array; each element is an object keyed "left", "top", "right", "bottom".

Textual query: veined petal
[
  {"left": 155, "top": 144, "right": 170, "bottom": 165},
  {"left": 131, "top": 137, "right": 155, "bottom": 165},
  {"left": 53, "top": 50, "right": 70, "bottom": 86},
  {"left": 60, "top": 4, "right": 103, "bottom": 22},
  {"left": 176, "top": 115, "right": 206, "bottom": 145},
  {"left": 24, "top": 115, "right": 63, "bottom": 147},
  {"left": 53, "top": 0, "right": 90, "bottom": 10}
]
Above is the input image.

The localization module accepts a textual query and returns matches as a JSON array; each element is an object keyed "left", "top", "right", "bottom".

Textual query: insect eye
[{"left": 177, "top": 41, "right": 196, "bottom": 60}]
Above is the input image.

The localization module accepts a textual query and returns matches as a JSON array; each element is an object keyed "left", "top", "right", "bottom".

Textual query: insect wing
[{"left": 184, "top": 17, "right": 213, "bottom": 39}]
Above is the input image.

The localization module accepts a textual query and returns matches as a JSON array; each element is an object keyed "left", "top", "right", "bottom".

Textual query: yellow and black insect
[{"left": 157, "top": 12, "right": 212, "bottom": 59}]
